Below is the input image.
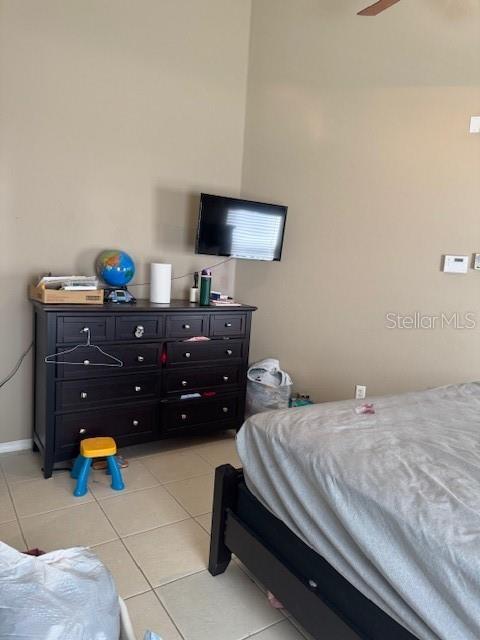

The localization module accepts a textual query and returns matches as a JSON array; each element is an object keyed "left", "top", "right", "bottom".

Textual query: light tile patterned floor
[{"left": 0, "top": 432, "right": 311, "bottom": 640}]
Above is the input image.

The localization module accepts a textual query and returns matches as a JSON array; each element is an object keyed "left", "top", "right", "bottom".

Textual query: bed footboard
[
  {"left": 208, "top": 464, "right": 419, "bottom": 640},
  {"left": 208, "top": 465, "right": 360, "bottom": 638}
]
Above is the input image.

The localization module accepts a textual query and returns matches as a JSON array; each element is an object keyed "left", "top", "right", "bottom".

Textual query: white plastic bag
[
  {"left": 0, "top": 542, "right": 120, "bottom": 640},
  {"left": 246, "top": 358, "right": 292, "bottom": 416}
]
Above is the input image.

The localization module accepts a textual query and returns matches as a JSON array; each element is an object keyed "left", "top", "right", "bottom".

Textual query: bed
[{"left": 208, "top": 382, "right": 480, "bottom": 640}]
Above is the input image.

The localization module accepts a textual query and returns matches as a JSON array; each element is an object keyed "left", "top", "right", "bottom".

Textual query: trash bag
[
  {"left": 246, "top": 358, "right": 293, "bottom": 416},
  {"left": 0, "top": 542, "right": 120, "bottom": 640}
]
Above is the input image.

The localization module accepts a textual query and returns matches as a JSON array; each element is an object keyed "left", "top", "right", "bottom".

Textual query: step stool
[{"left": 71, "top": 437, "right": 125, "bottom": 497}]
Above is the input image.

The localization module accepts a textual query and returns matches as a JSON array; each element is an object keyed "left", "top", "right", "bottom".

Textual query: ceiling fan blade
[{"left": 357, "top": 0, "right": 401, "bottom": 16}]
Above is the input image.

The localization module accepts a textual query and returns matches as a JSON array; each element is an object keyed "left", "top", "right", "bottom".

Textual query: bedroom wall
[
  {"left": 237, "top": 0, "right": 480, "bottom": 400},
  {"left": 0, "top": 0, "right": 251, "bottom": 443}
]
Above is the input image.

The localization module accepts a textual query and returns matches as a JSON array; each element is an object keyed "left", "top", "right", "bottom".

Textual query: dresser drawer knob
[
  {"left": 222, "top": 407, "right": 229, "bottom": 413},
  {"left": 134, "top": 325, "right": 145, "bottom": 338},
  {"left": 181, "top": 380, "right": 188, "bottom": 387},
  {"left": 79, "top": 428, "right": 87, "bottom": 435},
  {"left": 132, "top": 419, "right": 139, "bottom": 427},
  {"left": 183, "top": 323, "right": 191, "bottom": 329},
  {"left": 80, "top": 392, "right": 88, "bottom": 399},
  {"left": 225, "top": 322, "right": 232, "bottom": 327},
  {"left": 222, "top": 376, "right": 229, "bottom": 382},
  {"left": 137, "top": 355, "right": 145, "bottom": 363},
  {"left": 226, "top": 349, "right": 233, "bottom": 356},
  {"left": 184, "top": 352, "right": 191, "bottom": 359},
  {"left": 83, "top": 360, "right": 90, "bottom": 366},
  {"left": 181, "top": 413, "right": 188, "bottom": 421},
  {"left": 134, "top": 385, "right": 142, "bottom": 392}
]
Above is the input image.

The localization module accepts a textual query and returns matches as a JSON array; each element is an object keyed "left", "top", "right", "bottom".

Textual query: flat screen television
[{"left": 195, "top": 193, "right": 287, "bottom": 261}]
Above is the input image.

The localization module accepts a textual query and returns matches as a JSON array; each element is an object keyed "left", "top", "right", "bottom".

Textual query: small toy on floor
[
  {"left": 267, "top": 591, "right": 284, "bottom": 609},
  {"left": 289, "top": 393, "right": 313, "bottom": 408}
]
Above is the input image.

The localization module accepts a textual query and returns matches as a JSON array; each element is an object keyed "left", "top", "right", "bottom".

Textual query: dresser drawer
[
  {"left": 55, "top": 404, "right": 157, "bottom": 454},
  {"left": 115, "top": 315, "right": 164, "bottom": 341},
  {"left": 165, "top": 314, "right": 208, "bottom": 338},
  {"left": 211, "top": 314, "right": 247, "bottom": 337},
  {"left": 56, "top": 374, "right": 159, "bottom": 410},
  {"left": 165, "top": 366, "right": 241, "bottom": 393},
  {"left": 163, "top": 395, "right": 239, "bottom": 433},
  {"left": 167, "top": 339, "right": 244, "bottom": 365},
  {"left": 55, "top": 344, "right": 162, "bottom": 378},
  {"left": 57, "top": 316, "right": 113, "bottom": 344}
]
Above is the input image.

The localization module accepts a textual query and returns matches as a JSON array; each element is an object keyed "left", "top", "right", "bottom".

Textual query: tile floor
[{"left": 0, "top": 432, "right": 312, "bottom": 640}]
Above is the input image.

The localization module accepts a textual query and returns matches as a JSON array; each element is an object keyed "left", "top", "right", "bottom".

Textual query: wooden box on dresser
[{"left": 31, "top": 300, "right": 256, "bottom": 478}]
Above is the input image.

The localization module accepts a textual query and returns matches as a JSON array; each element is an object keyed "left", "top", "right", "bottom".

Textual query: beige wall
[
  {"left": 0, "top": 0, "right": 251, "bottom": 442},
  {"left": 237, "top": 0, "right": 480, "bottom": 401},
  {"left": 2, "top": 0, "right": 479, "bottom": 443}
]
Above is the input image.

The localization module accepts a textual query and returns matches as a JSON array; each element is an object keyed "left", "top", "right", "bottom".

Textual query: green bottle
[{"left": 199, "top": 269, "right": 212, "bottom": 306}]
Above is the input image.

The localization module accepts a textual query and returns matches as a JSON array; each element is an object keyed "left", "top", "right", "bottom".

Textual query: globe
[{"left": 95, "top": 249, "right": 135, "bottom": 287}]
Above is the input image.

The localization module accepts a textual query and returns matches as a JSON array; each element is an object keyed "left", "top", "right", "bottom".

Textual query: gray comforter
[{"left": 236, "top": 382, "right": 480, "bottom": 640}]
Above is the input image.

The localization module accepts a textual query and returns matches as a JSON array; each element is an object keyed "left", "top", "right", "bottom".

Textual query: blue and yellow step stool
[{"left": 71, "top": 437, "right": 125, "bottom": 497}]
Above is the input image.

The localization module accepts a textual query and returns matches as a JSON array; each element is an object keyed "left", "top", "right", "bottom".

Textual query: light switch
[
  {"left": 443, "top": 255, "right": 469, "bottom": 274},
  {"left": 470, "top": 116, "right": 480, "bottom": 133}
]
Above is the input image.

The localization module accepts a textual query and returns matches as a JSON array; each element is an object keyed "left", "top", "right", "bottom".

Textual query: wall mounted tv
[{"left": 195, "top": 193, "right": 287, "bottom": 262}]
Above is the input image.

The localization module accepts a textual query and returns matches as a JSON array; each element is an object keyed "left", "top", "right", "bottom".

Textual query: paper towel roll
[{"left": 150, "top": 263, "right": 172, "bottom": 303}]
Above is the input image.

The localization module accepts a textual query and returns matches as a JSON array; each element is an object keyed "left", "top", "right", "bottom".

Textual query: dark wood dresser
[{"left": 32, "top": 300, "right": 256, "bottom": 478}]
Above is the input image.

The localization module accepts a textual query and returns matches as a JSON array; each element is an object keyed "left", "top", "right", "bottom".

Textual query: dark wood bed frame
[{"left": 208, "top": 464, "right": 420, "bottom": 640}]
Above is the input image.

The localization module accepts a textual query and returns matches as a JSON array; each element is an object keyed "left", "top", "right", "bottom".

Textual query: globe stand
[{"left": 103, "top": 286, "right": 136, "bottom": 304}]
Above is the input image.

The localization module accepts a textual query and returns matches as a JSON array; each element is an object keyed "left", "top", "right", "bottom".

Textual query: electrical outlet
[
  {"left": 355, "top": 385, "right": 367, "bottom": 400},
  {"left": 470, "top": 116, "right": 480, "bottom": 134}
]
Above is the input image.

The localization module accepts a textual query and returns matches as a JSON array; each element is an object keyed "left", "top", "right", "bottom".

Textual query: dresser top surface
[{"left": 31, "top": 298, "right": 257, "bottom": 313}]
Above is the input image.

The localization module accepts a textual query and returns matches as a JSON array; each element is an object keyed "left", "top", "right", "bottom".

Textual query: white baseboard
[{"left": 0, "top": 438, "right": 32, "bottom": 454}]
